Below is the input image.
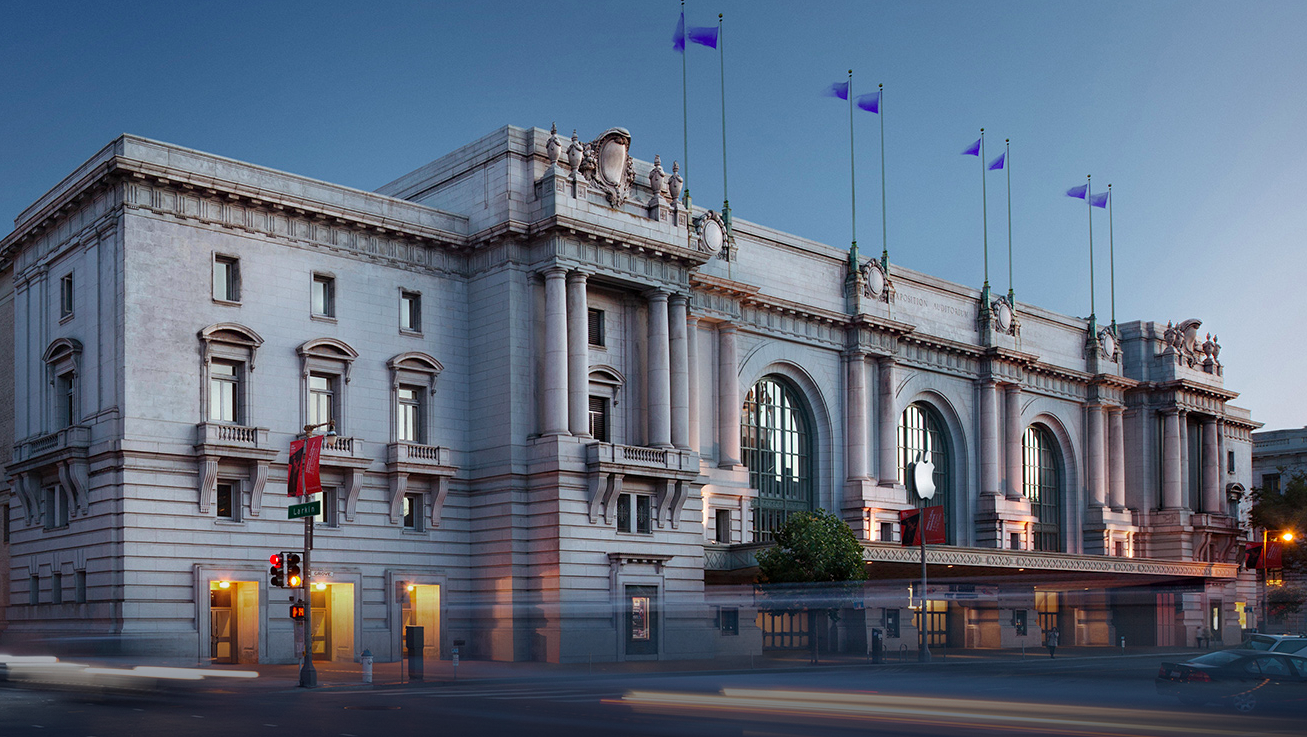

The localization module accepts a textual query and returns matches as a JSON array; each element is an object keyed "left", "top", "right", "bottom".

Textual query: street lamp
[
  {"left": 1261, "top": 528, "right": 1297, "bottom": 633},
  {"left": 296, "top": 419, "right": 335, "bottom": 689}
]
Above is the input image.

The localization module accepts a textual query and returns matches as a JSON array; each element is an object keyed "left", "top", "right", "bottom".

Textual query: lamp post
[
  {"left": 1261, "top": 529, "right": 1296, "bottom": 634},
  {"left": 297, "top": 420, "right": 335, "bottom": 688}
]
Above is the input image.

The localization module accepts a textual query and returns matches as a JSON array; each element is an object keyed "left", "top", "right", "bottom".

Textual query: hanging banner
[
  {"left": 1244, "top": 542, "right": 1284, "bottom": 570},
  {"left": 899, "top": 506, "right": 946, "bottom": 546},
  {"left": 287, "top": 434, "right": 324, "bottom": 497}
]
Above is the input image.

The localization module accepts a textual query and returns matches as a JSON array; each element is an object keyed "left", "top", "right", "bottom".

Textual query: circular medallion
[
  {"left": 867, "top": 267, "right": 885, "bottom": 297},
  {"left": 702, "top": 218, "right": 724, "bottom": 253},
  {"left": 1100, "top": 330, "right": 1116, "bottom": 357},
  {"left": 995, "top": 301, "right": 1012, "bottom": 332},
  {"left": 598, "top": 140, "right": 627, "bottom": 185}
]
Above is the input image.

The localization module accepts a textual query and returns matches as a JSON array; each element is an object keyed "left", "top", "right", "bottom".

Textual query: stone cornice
[
  {"left": 531, "top": 213, "right": 711, "bottom": 268},
  {"left": 689, "top": 272, "right": 761, "bottom": 299},
  {"left": 861, "top": 542, "right": 1240, "bottom": 579}
]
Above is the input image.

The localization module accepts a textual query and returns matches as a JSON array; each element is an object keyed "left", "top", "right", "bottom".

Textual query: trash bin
[{"left": 871, "top": 628, "right": 884, "bottom": 664}]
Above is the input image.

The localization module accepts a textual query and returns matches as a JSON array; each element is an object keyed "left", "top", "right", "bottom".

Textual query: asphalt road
[{"left": 2, "top": 655, "right": 1303, "bottom": 737}]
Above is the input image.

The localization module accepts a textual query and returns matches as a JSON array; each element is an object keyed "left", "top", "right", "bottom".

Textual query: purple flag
[
  {"left": 673, "top": 12, "right": 685, "bottom": 52},
  {"left": 1066, "top": 184, "right": 1088, "bottom": 199},
  {"left": 988, "top": 152, "right": 1005, "bottom": 171},
  {"left": 687, "top": 25, "right": 718, "bottom": 49},
  {"left": 855, "top": 91, "right": 880, "bottom": 113},
  {"left": 1089, "top": 191, "right": 1109, "bottom": 208},
  {"left": 825, "top": 81, "right": 849, "bottom": 100},
  {"left": 962, "top": 138, "right": 981, "bottom": 156}
]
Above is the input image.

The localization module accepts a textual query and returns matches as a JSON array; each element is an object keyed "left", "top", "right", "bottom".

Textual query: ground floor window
[
  {"left": 757, "top": 610, "right": 811, "bottom": 650},
  {"left": 913, "top": 599, "right": 948, "bottom": 647},
  {"left": 625, "top": 585, "right": 659, "bottom": 655},
  {"left": 1035, "top": 590, "right": 1060, "bottom": 635}
]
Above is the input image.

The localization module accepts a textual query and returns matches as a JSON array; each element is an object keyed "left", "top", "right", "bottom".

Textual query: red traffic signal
[
  {"left": 269, "top": 553, "right": 283, "bottom": 568},
  {"left": 269, "top": 551, "right": 286, "bottom": 587}
]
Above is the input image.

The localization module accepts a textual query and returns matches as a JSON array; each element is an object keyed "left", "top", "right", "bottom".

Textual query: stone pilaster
[
  {"left": 1201, "top": 417, "right": 1220, "bottom": 514},
  {"left": 1004, "top": 384, "right": 1023, "bottom": 500},
  {"left": 877, "top": 357, "right": 899, "bottom": 487},
  {"left": 1162, "top": 409, "right": 1182, "bottom": 509},
  {"left": 566, "top": 270, "right": 590, "bottom": 437},
  {"left": 979, "top": 380, "right": 1000, "bottom": 497},
  {"left": 541, "top": 266, "right": 570, "bottom": 436},
  {"left": 646, "top": 289, "right": 672, "bottom": 448},
  {"left": 845, "top": 351, "right": 868, "bottom": 481},
  {"left": 686, "top": 315, "right": 701, "bottom": 453},
  {"left": 1087, "top": 403, "right": 1106, "bottom": 508},
  {"left": 669, "top": 294, "right": 690, "bottom": 449},
  {"left": 1109, "top": 407, "right": 1126, "bottom": 510},
  {"left": 718, "top": 323, "right": 741, "bottom": 468}
]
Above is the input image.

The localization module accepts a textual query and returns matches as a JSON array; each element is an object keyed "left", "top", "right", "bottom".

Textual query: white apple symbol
[{"left": 913, "top": 452, "right": 937, "bottom": 500}]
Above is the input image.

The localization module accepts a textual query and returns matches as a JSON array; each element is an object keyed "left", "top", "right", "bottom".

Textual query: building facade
[
  {"left": 1251, "top": 427, "right": 1307, "bottom": 634},
  {"left": 0, "top": 125, "right": 1259, "bottom": 664}
]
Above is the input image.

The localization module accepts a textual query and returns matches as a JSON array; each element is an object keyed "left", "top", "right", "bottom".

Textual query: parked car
[
  {"left": 1241, "top": 633, "right": 1307, "bottom": 655},
  {"left": 1156, "top": 649, "right": 1307, "bottom": 712}
]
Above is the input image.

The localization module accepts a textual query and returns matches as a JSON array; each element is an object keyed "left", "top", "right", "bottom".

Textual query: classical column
[
  {"left": 1086, "top": 403, "right": 1106, "bottom": 508},
  {"left": 669, "top": 294, "right": 690, "bottom": 449},
  {"left": 1201, "top": 417, "right": 1220, "bottom": 514},
  {"left": 647, "top": 289, "right": 672, "bottom": 448},
  {"left": 1162, "top": 409, "right": 1182, "bottom": 509},
  {"left": 541, "top": 267, "right": 570, "bottom": 436},
  {"left": 687, "top": 315, "right": 701, "bottom": 452},
  {"left": 877, "top": 357, "right": 899, "bottom": 486},
  {"left": 845, "top": 351, "right": 868, "bottom": 481},
  {"left": 979, "top": 380, "right": 1000, "bottom": 497},
  {"left": 566, "top": 270, "right": 590, "bottom": 437},
  {"left": 1109, "top": 407, "right": 1126, "bottom": 510},
  {"left": 718, "top": 323, "right": 741, "bottom": 468},
  {"left": 1178, "top": 410, "right": 1190, "bottom": 508},
  {"left": 1004, "top": 384, "right": 1023, "bottom": 500}
]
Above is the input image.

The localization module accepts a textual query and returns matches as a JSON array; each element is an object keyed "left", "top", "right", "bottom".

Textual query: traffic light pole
[{"left": 299, "top": 516, "right": 317, "bottom": 687}]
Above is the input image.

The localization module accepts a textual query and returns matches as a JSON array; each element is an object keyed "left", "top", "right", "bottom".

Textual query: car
[
  {"left": 1241, "top": 633, "right": 1307, "bottom": 655},
  {"left": 1156, "top": 649, "right": 1307, "bottom": 712}
]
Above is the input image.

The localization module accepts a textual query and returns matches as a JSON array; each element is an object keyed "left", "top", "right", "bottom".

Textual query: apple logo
[{"left": 913, "top": 452, "right": 937, "bottom": 500}]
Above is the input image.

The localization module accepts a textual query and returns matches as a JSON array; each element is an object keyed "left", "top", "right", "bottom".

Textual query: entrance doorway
[
  {"left": 209, "top": 581, "right": 259, "bottom": 664},
  {"left": 401, "top": 584, "right": 440, "bottom": 660},
  {"left": 913, "top": 599, "right": 948, "bottom": 647},
  {"left": 625, "top": 585, "right": 659, "bottom": 656},
  {"left": 308, "top": 583, "right": 355, "bottom": 662},
  {"left": 1036, "top": 591, "right": 1061, "bottom": 636}
]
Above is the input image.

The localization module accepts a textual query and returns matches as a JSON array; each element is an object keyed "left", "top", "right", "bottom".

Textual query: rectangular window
[
  {"left": 719, "top": 607, "right": 739, "bottom": 636},
  {"left": 60, "top": 273, "right": 74, "bottom": 318},
  {"left": 403, "top": 493, "right": 423, "bottom": 531},
  {"left": 885, "top": 608, "right": 900, "bottom": 639},
  {"left": 880, "top": 522, "right": 897, "bottom": 543},
  {"left": 313, "top": 488, "right": 339, "bottom": 528},
  {"left": 715, "top": 509, "right": 731, "bottom": 543},
  {"left": 209, "top": 361, "right": 240, "bottom": 423},
  {"left": 3, "top": 501, "right": 9, "bottom": 543},
  {"left": 30, "top": 575, "right": 39, "bottom": 606},
  {"left": 1263, "top": 474, "right": 1281, "bottom": 495},
  {"left": 587, "top": 308, "right": 605, "bottom": 346},
  {"left": 311, "top": 274, "right": 335, "bottom": 317},
  {"left": 56, "top": 372, "right": 75, "bottom": 428},
  {"left": 1226, "top": 450, "right": 1235, "bottom": 475},
  {"left": 213, "top": 255, "right": 239, "bottom": 302},
  {"left": 1013, "top": 609, "right": 1028, "bottom": 636},
  {"left": 400, "top": 291, "right": 421, "bottom": 332},
  {"left": 308, "top": 374, "right": 335, "bottom": 428},
  {"left": 75, "top": 570, "right": 87, "bottom": 604},
  {"left": 617, "top": 493, "right": 652, "bottom": 534},
  {"left": 1010, "top": 532, "right": 1021, "bottom": 550},
  {"left": 1115, "top": 540, "right": 1125, "bottom": 556},
  {"left": 44, "top": 487, "right": 68, "bottom": 530},
  {"left": 397, "top": 386, "right": 422, "bottom": 443},
  {"left": 589, "top": 396, "right": 609, "bottom": 442},
  {"left": 216, "top": 482, "right": 236, "bottom": 520},
  {"left": 52, "top": 572, "right": 63, "bottom": 605}
]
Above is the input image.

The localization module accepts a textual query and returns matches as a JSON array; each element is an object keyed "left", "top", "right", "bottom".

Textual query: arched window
[
  {"left": 898, "top": 403, "right": 952, "bottom": 542},
  {"left": 741, "top": 376, "right": 813, "bottom": 542},
  {"left": 1022, "top": 425, "right": 1062, "bottom": 552}
]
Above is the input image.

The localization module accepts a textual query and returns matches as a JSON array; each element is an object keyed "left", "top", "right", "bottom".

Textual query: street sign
[{"left": 288, "top": 500, "right": 321, "bottom": 519}]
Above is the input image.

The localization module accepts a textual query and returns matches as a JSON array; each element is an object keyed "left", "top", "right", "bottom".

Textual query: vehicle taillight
[
  {"left": 1186, "top": 670, "right": 1211, "bottom": 682},
  {"left": 1158, "top": 666, "right": 1169, "bottom": 678}
]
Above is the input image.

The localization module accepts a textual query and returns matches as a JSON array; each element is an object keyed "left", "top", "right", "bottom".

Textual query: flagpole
[
  {"left": 879, "top": 83, "right": 887, "bottom": 270},
  {"left": 1108, "top": 183, "right": 1115, "bottom": 332},
  {"left": 719, "top": 13, "right": 730, "bottom": 238},
  {"left": 1087, "top": 174, "right": 1095, "bottom": 329},
  {"left": 980, "top": 129, "right": 988, "bottom": 308},
  {"left": 848, "top": 70, "right": 858, "bottom": 268},
  {"left": 680, "top": 0, "right": 690, "bottom": 208},
  {"left": 1006, "top": 139, "right": 1013, "bottom": 304}
]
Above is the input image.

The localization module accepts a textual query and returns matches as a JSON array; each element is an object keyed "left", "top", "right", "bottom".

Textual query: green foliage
[
  {"left": 756, "top": 509, "right": 868, "bottom": 585},
  {"left": 1268, "top": 584, "right": 1306, "bottom": 619},
  {"left": 1250, "top": 471, "right": 1307, "bottom": 574}
]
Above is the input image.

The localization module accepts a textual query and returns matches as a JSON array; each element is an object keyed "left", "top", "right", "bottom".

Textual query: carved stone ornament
[
  {"left": 546, "top": 123, "right": 562, "bottom": 166},
  {"left": 668, "top": 161, "right": 684, "bottom": 204},
  {"left": 694, "top": 210, "right": 727, "bottom": 255},
  {"left": 1161, "top": 318, "right": 1218, "bottom": 370},
  {"left": 648, "top": 155, "right": 667, "bottom": 202},
  {"left": 577, "top": 127, "right": 637, "bottom": 207},
  {"left": 859, "top": 259, "right": 894, "bottom": 303},
  {"left": 566, "top": 130, "right": 584, "bottom": 171},
  {"left": 990, "top": 295, "right": 1019, "bottom": 336},
  {"left": 1098, "top": 326, "right": 1118, "bottom": 361}
]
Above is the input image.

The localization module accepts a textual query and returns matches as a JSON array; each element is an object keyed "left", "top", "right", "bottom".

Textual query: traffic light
[
  {"left": 286, "top": 552, "right": 303, "bottom": 588},
  {"left": 289, "top": 600, "right": 306, "bottom": 620},
  {"left": 269, "top": 552, "right": 285, "bottom": 588}
]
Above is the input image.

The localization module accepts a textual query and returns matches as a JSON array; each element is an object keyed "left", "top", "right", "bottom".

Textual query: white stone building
[{"left": 0, "top": 125, "right": 1260, "bottom": 663}]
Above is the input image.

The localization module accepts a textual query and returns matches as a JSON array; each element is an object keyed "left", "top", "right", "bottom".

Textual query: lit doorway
[
  {"left": 209, "top": 581, "right": 259, "bottom": 664},
  {"left": 401, "top": 584, "right": 440, "bottom": 660},
  {"left": 913, "top": 599, "right": 948, "bottom": 647},
  {"left": 309, "top": 583, "right": 355, "bottom": 662}
]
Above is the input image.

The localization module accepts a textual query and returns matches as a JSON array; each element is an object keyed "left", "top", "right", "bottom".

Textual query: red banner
[
  {"left": 1245, "top": 541, "right": 1285, "bottom": 569},
  {"left": 287, "top": 434, "right": 324, "bottom": 497},
  {"left": 899, "top": 506, "right": 946, "bottom": 546}
]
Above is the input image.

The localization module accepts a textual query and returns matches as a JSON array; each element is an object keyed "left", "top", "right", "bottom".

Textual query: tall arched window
[
  {"left": 742, "top": 376, "right": 813, "bottom": 542},
  {"left": 898, "top": 403, "right": 952, "bottom": 542},
  {"left": 1022, "top": 425, "right": 1062, "bottom": 552}
]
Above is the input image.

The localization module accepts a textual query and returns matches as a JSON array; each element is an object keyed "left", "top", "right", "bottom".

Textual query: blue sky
[{"left": 4, "top": 1, "right": 1305, "bottom": 430}]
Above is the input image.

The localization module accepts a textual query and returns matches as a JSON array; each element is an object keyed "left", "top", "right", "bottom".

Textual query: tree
[
  {"left": 755, "top": 509, "right": 868, "bottom": 662},
  {"left": 1249, "top": 471, "right": 1307, "bottom": 574}
]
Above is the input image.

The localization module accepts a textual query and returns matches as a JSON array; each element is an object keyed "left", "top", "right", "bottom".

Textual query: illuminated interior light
[
  {"left": 217, "top": 581, "right": 231, "bottom": 589},
  {"left": 407, "top": 584, "right": 416, "bottom": 592},
  {"left": 315, "top": 582, "right": 327, "bottom": 591}
]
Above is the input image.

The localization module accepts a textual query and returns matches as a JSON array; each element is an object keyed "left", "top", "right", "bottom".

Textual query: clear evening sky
[{"left": 4, "top": 1, "right": 1304, "bottom": 431}]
